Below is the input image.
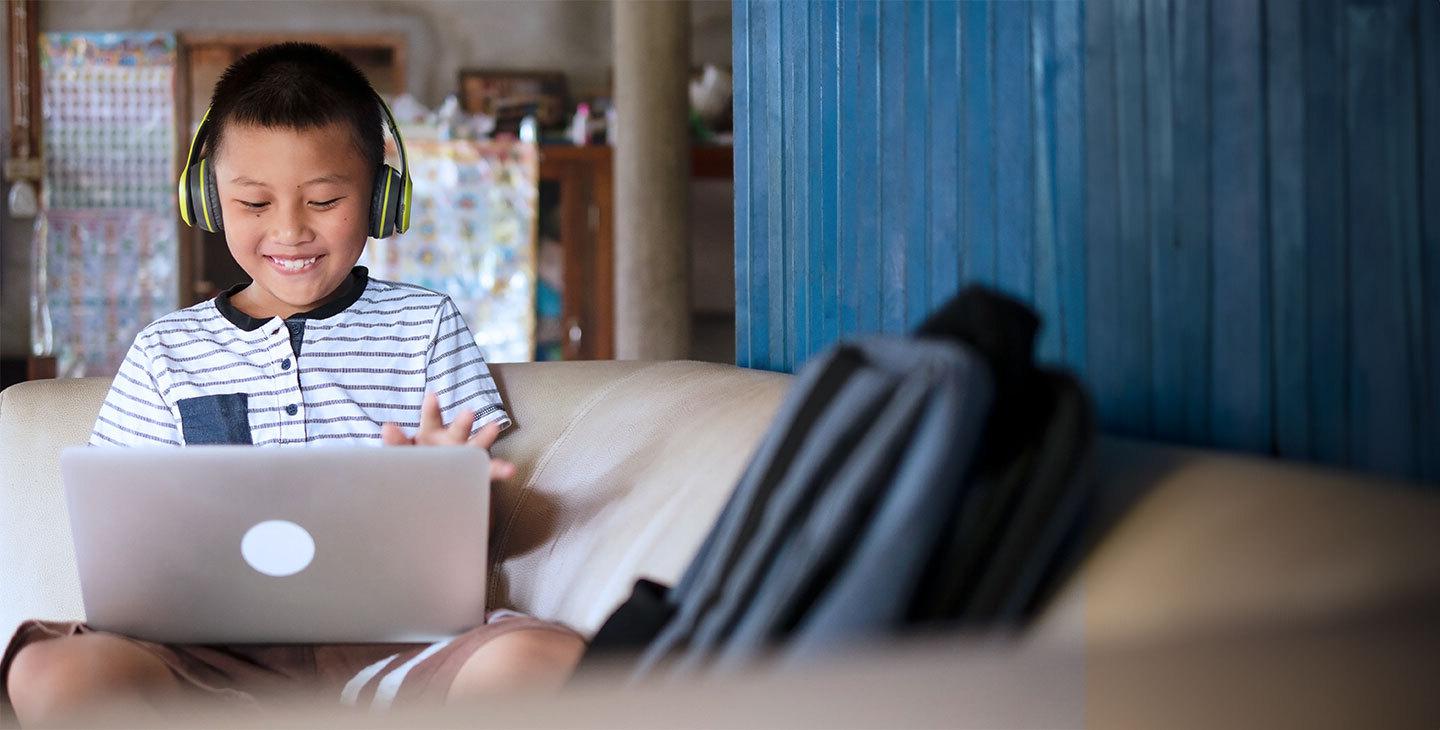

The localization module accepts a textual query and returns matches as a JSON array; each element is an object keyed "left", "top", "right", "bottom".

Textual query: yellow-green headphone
[{"left": 177, "top": 95, "right": 413, "bottom": 239}]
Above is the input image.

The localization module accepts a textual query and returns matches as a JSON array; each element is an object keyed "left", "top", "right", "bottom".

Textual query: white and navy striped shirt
[{"left": 89, "top": 267, "right": 509, "bottom": 447}]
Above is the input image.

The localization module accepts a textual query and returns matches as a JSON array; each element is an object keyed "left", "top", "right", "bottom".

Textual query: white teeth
[{"left": 271, "top": 256, "right": 317, "bottom": 271}]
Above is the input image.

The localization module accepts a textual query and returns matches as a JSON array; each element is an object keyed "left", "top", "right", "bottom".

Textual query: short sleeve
[
  {"left": 425, "top": 297, "right": 510, "bottom": 436},
  {"left": 89, "top": 338, "right": 182, "bottom": 447}
]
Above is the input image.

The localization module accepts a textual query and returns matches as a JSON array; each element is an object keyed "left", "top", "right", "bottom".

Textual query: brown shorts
[{"left": 0, "top": 611, "right": 583, "bottom": 723}]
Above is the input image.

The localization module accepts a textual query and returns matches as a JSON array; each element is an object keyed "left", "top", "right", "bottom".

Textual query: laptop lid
[{"left": 61, "top": 446, "right": 490, "bottom": 644}]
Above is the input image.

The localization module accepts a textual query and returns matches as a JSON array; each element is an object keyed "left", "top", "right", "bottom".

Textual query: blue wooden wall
[{"left": 733, "top": 0, "right": 1440, "bottom": 481}]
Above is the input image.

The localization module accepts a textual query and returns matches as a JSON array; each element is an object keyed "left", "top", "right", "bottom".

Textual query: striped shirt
[{"left": 89, "top": 267, "right": 510, "bottom": 447}]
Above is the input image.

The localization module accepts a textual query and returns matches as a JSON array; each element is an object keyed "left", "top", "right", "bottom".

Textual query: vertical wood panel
[
  {"left": 732, "top": 0, "right": 1436, "bottom": 482},
  {"left": 1171, "top": 0, "right": 1211, "bottom": 443},
  {"left": 879, "top": 2, "right": 908, "bottom": 333},
  {"left": 783, "top": 0, "right": 807, "bottom": 368},
  {"left": 1084, "top": 0, "right": 1124, "bottom": 428},
  {"left": 1113, "top": 0, "right": 1151, "bottom": 434},
  {"left": 904, "top": 0, "right": 931, "bottom": 329},
  {"left": 732, "top": 0, "right": 751, "bottom": 367},
  {"left": 837, "top": 1, "right": 860, "bottom": 340},
  {"left": 1303, "top": 0, "right": 1349, "bottom": 466},
  {"left": 811, "top": 1, "right": 839, "bottom": 360},
  {"left": 1210, "top": 0, "right": 1271, "bottom": 452},
  {"left": 1144, "top": 0, "right": 1180, "bottom": 439},
  {"left": 1344, "top": 1, "right": 1420, "bottom": 476},
  {"left": 962, "top": 1, "right": 996, "bottom": 286},
  {"left": 995, "top": 0, "right": 1034, "bottom": 303},
  {"left": 928, "top": 0, "right": 961, "bottom": 314},
  {"left": 1032, "top": 0, "right": 1061, "bottom": 362},
  {"left": 1420, "top": 0, "right": 1440, "bottom": 482},
  {"left": 1053, "top": 0, "right": 1086, "bottom": 375},
  {"left": 855, "top": 0, "right": 882, "bottom": 336},
  {"left": 1266, "top": 0, "right": 1311, "bottom": 459},
  {"left": 763, "top": 0, "right": 785, "bottom": 370}
]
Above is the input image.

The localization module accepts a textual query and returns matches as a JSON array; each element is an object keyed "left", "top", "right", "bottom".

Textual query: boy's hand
[{"left": 381, "top": 392, "right": 517, "bottom": 480}]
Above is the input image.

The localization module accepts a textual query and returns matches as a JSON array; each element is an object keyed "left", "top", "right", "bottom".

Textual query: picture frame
[{"left": 458, "top": 69, "right": 569, "bottom": 133}]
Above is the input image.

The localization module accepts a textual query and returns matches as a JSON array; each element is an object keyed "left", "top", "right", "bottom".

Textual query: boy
[{"left": 1, "top": 43, "right": 583, "bottom": 726}]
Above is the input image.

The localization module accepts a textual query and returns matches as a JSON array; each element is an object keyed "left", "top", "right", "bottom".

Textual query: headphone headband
[{"left": 179, "top": 91, "right": 411, "bottom": 235}]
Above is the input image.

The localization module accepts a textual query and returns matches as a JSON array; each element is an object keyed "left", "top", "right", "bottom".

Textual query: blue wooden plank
[
  {"left": 1210, "top": 0, "right": 1270, "bottom": 452},
  {"left": 855, "top": 0, "right": 882, "bottom": 336},
  {"left": 995, "top": 0, "right": 1034, "bottom": 304},
  {"left": 821, "top": 0, "right": 841, "bottom": 351},
  {"left": 808, "top": 0, "right": 835, "bottom": 361},
  {"left": 837, "top": 1, "right": 860, "bottom": 341},
  {"left": 903, "top": 0, "right": 930, "bottom": 329},
  {"left": 1172, "top": 0, "right": 1211, "bottom": 444},
  {"left": 1032, "top": 0, "right": 1061, "bottom": 363},
  {"left": 771, "top": 1, "right": 794, "bottom": 371},
  {"left": 927, "top": 0, "right": 960, "bottom": 318},
  {"left": 961, "top": 0, "right": 995, "bottom": 287},
  {"left": 732, "top": 0, "right": 751, "bottom": 367},
  {"left": 1083, "top": 0, "right": 1123, "bottom": 429},
  {"left": 1303, "top": 0, "right": 1348, "bottom": 466},
  {"left": 1143, "top": 0, "right": 1180, "bottom": 440},
  {"left": 879, "top": 0, "right": 907, "bottom": 334},
  {"left": 782, "top": 0, "right": 806, "bottom": 369},
  {"left": 1265, "top": 0, "right": 1311, "bottom": 460},
  {"left": 1053, "top": 0, "right": 1086, "bottom": 375},
  {"left": 1113, "top": 0, "right": 1151, "bottom": 434},
  {"left": 745, "top": 0, "right": 775, "bottom": 370},
  {"left": 1344, "top": 1, "right": 1421, "bottom": 476},
  {"left": 1420, "top": 0, "right": 1440, "bottom": 483}
]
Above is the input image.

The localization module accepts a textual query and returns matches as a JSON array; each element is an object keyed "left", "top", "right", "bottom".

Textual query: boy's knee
[
  {"left": 8, "top": 635, "right": 174, "bottom": 726},
  {"left": 446, "top": 628, "right": 585, "bottom": 701}
]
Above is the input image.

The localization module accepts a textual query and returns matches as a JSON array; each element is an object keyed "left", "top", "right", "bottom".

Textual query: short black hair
[{"left": 205, "top": 42, "right": 383, "bottom": 172}]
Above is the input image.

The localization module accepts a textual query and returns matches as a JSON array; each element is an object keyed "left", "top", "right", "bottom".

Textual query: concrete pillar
[{"left": 613, "top": 0, "right": 691, "bottom": 360}]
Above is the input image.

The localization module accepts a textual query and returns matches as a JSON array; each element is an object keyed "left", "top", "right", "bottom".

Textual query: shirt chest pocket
[{"left": 176, "top": 393, "right": 253, "bottom": 445}]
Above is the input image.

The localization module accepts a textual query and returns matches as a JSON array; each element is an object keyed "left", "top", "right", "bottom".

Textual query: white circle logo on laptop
[{"left": 241, "top": 520, "right": 316, "bottom": 577}]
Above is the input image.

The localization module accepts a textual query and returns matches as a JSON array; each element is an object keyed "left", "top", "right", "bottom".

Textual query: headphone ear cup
[
  {"left": 185, "top": 159, "right": 223, "bottom": 233},
  {"left": 369, "top": 165, "right": 405, "bottom": 239},
  {"left": 202, "top": 161, "right": 224, "bottom": 233}
]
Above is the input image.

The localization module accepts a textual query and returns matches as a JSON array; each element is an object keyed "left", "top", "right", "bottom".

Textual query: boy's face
[{"left": 213, "top": 122, "right": 373, "bottom": 319}]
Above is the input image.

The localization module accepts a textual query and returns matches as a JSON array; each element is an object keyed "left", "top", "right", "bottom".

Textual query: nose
[{"left": 269, "top": 201, "right": 315, "bottom": 247}]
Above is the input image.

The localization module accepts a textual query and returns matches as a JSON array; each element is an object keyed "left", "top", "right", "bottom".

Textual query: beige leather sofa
[{"left": 3, "top": 360, "right": 1439, "bottom": 727}]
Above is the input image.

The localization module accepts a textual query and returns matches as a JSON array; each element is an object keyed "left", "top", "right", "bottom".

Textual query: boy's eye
[
  {"left": 310, "top": 197, "right": 344, "bottom": 210},
  {"left": 238, "top": 200, "right": 269, "bottom": 211}
]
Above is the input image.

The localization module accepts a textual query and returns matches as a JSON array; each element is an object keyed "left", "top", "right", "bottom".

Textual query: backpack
[{"left": 581, "top": 287, "right": 1095, "bottom": 679}]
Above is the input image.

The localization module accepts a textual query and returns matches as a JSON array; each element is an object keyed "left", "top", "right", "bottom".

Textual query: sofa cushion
[{"left": 486, "top": 361, "right": 790, "bottom": 635}]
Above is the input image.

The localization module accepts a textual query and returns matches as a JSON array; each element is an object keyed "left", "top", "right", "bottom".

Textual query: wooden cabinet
[
  {"left": 538, "top": 145, "right": 733, "bottom": 360},
  {"left": 538, "top": 146, "right": 614, "bottom": 360}
]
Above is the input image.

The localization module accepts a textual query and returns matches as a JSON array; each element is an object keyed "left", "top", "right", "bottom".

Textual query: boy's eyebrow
[{"left": 228, "top": 174, "right": 350, "bottom": 187}]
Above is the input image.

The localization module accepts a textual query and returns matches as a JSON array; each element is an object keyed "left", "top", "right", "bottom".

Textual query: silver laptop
[{"left": 61, "top": 446, "right": 491, "bottom": 644}]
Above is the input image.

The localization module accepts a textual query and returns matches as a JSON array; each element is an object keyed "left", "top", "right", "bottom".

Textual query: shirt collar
[{"left": 214, "top": 266, "right": 370, "bottom": 332}]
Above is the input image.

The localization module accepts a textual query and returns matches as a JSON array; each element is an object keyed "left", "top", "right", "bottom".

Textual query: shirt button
[
  {"left": 281, "top": 358, "right": 291, "bottom": 370},
  {"left": 285, "top": 403, "right": 298, "bottom": 416}
]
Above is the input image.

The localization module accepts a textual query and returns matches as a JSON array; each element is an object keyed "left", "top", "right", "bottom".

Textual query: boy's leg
[
  {"left": 8, "top": 633, "right": 181, "bottom": 726},
  {"left": 444, "top": 627, "right": 585, "bottom": 701}
]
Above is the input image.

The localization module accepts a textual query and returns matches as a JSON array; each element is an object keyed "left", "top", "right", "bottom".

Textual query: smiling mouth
[{"left": 265, "top": 255, "right": 323, "bottom": 273}]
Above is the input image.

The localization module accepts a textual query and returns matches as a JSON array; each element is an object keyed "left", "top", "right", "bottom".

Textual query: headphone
[{"left": 177, "top": 94, "right": 412, "bottom": 239}]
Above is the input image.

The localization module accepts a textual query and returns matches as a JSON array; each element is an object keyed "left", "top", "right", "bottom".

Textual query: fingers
[
  {"left": 419, "top": 392, "right": 443, "bottom": 435},
  {"left": 448, "top": 409, "right": 476, "bottom": 443},
  {"left": 467, "top": 421, "right": 502, "bottom": 450},
  {"left": 490, "top": 458, "right": 517, "bottom": 481},
  {"left": 380, "top": 422, "right": 412, "bottom": 446}
]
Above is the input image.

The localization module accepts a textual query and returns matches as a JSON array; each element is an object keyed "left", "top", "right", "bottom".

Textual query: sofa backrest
[{"left": 4, "top": 360, "right": 1439, "bottom": 653}]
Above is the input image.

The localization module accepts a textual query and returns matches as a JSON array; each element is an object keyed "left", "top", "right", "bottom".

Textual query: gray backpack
[{"left": 583, "top": 288, "right": 1095, "bottom": 679}]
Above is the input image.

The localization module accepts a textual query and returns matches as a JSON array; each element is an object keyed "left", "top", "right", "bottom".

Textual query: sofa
[{"left": 3, "top": 360, "right": 1439, "bottom": 726}]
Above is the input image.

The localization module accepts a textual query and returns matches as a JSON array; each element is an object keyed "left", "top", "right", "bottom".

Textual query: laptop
[{"left": 61, "top": 446, "right": 491, "bottom": 644}]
